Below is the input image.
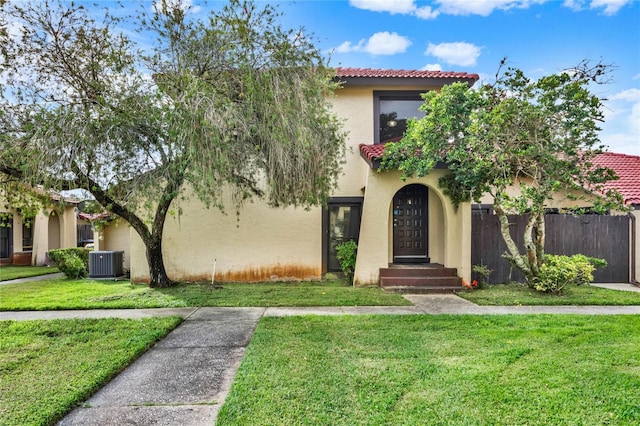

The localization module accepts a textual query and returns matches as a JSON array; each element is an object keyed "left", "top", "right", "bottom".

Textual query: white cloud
[
  {"left": 349, "top": 0, "right": 416, "bottom": 14},
  {"left": 590, "top": 0, "right": 631, "bottom": 15},
  {"left": 562, "top": 0, "right": 585, "bottom": 11},
  {"left": 422, "top": 63, "right": 443, "bottom": 71},
  {"left": 435, "top": 0, "right": 547, "bottom": 17},
  {"left": 600, "top": 87, "right": 640, "bottom": 155},
  {"left": 563, "top": 0, "right": 630, "bottom": 14},
  {"left": 349, "top": 0, "right": 440, "bottom": 19},
  {"left": 609, "top": 88, "right": 640, "bottom": 102},
  {"left": 334, "top": 40, "right": 365, "bottom": 54},
  {"left": 334, "top": 32, "right": 412, "bottom": 56},
  {"left": 351, "top": 0, "right": 630, "bottom": 19},
  {"left": 425, "top": 42, "right": 481, "bottom": 67},
  {"left": 414, "top": 6, "right": 440, "bottom": 19}
]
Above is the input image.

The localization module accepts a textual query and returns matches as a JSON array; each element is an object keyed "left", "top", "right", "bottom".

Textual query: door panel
[{"left": 393, "top": 185, "right": 428, "bottom": 262}]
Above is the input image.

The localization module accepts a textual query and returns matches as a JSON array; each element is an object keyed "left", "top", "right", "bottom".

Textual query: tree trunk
[
  {"left": 494, "top": 203, "right": 533, "bottom": 281},
  {"left": 523, "top": 212, "right": 540, "bottom": 281},
  {"left": 535, "top": 212, "right": 545, "bottom": 269},
  {"left": 145, "top": 236, "right": 173, "bottom": 288},
  {"left": 68, "top": 162, "right": 183, "bottom": 288}
]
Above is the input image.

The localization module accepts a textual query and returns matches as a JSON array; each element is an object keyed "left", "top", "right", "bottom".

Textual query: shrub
[
  {"left": 48, "top": 248, "right": 91, "bottom": 279},
  {"left": 335, "top": 240, "right": 357, "bottom": 285},
  {"left": 533, "top": 254, "right": 607, "bottom": 294},
  {"left": 472, "top": 264, "right": 492, "bottom": 288}
]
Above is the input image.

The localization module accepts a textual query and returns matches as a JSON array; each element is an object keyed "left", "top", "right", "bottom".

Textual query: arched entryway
[
  {"left": 48, "top": 212, "right": 61, "bottom": 251},
  {"left": 392, "top": 184, "right": 429, "bottom": 263}
]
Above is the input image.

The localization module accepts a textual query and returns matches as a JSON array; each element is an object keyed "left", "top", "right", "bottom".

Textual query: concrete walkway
[
  {"left": 0, "top": 272, "right": 64, "bottom": 285},
  {"left": 0, "top": 294, "right": 638, "bottom": 425}
]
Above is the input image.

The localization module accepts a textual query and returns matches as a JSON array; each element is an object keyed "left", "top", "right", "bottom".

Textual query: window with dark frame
[
  {"left": 22, "top": 219, "right": 33, "bottom": 252},
  {"left": 374, "top": 91, "right": 427, "bottom": 144},
  {"left": 0, "top": 215, "right": 12, "bottom": 259}
]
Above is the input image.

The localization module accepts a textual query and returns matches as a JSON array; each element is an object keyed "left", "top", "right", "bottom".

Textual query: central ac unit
[{"left": 89, "top": 251, "right": 124, "bottom": 278}]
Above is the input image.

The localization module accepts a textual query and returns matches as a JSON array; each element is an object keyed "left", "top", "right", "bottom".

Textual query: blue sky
[
  {"left": 273, "top": 0, "right": 640, "bottom": 156},
  {"left": 11, "top": 0, "right": 640, "bottom": 155}
]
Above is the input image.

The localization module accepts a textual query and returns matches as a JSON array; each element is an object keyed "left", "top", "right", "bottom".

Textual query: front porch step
[{"left": 379, "top": 264, "right": 463, "bottom": 294}]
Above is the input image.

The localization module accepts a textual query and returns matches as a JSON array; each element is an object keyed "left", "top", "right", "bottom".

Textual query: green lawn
[
  {"left": 458, "top": 282, "right": 640, "bottom": 305},
  {"left": 0, "top": 265, "right": 59, "bottom": 282},
  {"left": 0, "top": 317, "right": 182, "bottom": 426},
  {"left": 217, "top": 314, "right": 640, "bottom": 425},
  {"left": 0, "top": 278, "right": 411, "bottom": 311}
]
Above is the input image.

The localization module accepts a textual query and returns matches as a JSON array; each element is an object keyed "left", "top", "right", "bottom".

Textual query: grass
[
  {"left": 0, "top": 265, "right": 59, "bottom": 282},
  {"left": 0, "top": 278, "right": 411, "bottom": 311},
  {"left": 217, "top": 314, "right": 640, "bottom": 425},
  {"left": 458, "top": 282, "right": 640, "bottom": 305},
  {"left": 0, "top": 317, "right": 182, "bottom": 426}
]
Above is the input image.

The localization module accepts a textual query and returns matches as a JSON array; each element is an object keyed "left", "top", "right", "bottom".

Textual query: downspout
[{"left": 630, "top": 210, "right": 638, "bottom": 286}]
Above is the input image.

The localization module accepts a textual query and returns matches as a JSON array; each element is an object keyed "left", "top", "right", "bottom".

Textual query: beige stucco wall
[
  {"left": 478, "top": 176, "right": 595, "bottom": 210},
  {"left": 0, "top": 204, "right": 80, "bottom": 266},
  {"left": 632, "top": 209, "right": 640, "bottom": 283},
  {"left": 354, "top": 167, "right": 471, "bottom": 285},
  {"left": 130, "top": 194, "right": 323, "bottom": 283},
  {"left": 98, "top": 220, "right": 132, "bottom": 271}
]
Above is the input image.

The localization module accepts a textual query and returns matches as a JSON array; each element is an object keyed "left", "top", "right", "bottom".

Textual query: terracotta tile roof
[
  {"left": 359, "top": 143, "right": 387, "bottom": 164},
  {"left": 335, "top": 67, "right": 479, "bottom": 81},
  {"left": 593, "top": 152, "right": 640, "bottom": 205},
  {"left": 360, "top": 145, "right": 640, "bottom": 205}
]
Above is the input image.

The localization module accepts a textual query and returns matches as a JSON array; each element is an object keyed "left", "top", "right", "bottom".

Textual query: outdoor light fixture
[{"left": 387, "top": 120, "right": 398, "bottom": 127}]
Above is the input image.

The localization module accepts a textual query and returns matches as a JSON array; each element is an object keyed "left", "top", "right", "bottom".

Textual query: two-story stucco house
[{"left": 128, "top": 67, "right": 480, "bottom": 287}]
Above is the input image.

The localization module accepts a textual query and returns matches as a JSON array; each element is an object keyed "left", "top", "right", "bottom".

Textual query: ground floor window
[
  {"left": 323, "top": 197, "right": 363, "bottom": 273},
  {"left": 22, "top": 218, "right": 33, "bottom": 252},
  {"left": 1, "top": 215, "right": 12, "bottom": 259}
]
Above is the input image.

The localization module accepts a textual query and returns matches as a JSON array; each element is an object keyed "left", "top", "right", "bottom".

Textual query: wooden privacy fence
[{"left": 472, "top": 213, "right": 630, "bottom": 284}]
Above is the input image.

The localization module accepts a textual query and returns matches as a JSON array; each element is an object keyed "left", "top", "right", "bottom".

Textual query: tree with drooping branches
[{"left": 0, "top": 0, "right": 346, "bottom": 287}]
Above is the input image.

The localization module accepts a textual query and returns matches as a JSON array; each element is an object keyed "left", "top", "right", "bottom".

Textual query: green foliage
[
  {"left": 48, "top": 248, "right": 91, "bottom": 279},
  {"left": 335, "top": 240, "right": 357, "bottom": 285},
  {"left": 472, "top": 264, "right": 492, "bottom": 288},
  {"left": 533, "top": 254, "right": 607, "bottom": 294},
  {"left": 459, "top": 281, "right": 640, "bottom": 306}
]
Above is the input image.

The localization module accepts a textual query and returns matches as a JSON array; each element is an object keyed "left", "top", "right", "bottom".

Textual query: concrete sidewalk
[
  {"left": 58, "top": 307, "right": 265, "bottom": 426},
  {"left": 0, "top": 295, "right": 637, "bottom": 426},
  {"left": 0, "top": 272, "right": 64, "bottom": 285}
]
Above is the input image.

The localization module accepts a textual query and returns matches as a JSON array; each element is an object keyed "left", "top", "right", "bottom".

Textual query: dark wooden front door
[{"left": 392, "top": 184, "right": 429, "bottom": 263}]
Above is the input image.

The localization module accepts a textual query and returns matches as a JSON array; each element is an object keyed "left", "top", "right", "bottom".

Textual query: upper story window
[{"left": 374, "top": 91, "right": 426, "bottom": 144}]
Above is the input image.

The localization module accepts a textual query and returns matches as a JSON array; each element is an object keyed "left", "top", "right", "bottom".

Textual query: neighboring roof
[
  {"left": 77, "top": 211, "right": 111, "bottom": 221},
  {"left": 335, "top": 67, "right": 479, "bottom": 87},
  {"left": 592, "top": 152, "right": 640, "bottom": 205}
]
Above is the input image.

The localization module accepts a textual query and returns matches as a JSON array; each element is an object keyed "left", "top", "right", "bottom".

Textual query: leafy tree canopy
[
  {"left": 382, "top": 59, "right": 624, "bottom": 286},
  {"left": 0, "top": 0, "right": 346, "bottom": 287}
]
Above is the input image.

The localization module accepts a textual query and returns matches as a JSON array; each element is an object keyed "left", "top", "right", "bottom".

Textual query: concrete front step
[
  {"left": 379, "top": 264, "right": 463, "bottom": 294},
  {"left": 380, "top": 266, "right": 459, "bottom": 278},
  {"left": 382, "top": 286, "right": 462, "bottom": 294},
  {"left": 380, "top": 276, "right": 462, "bottom": 287}
]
